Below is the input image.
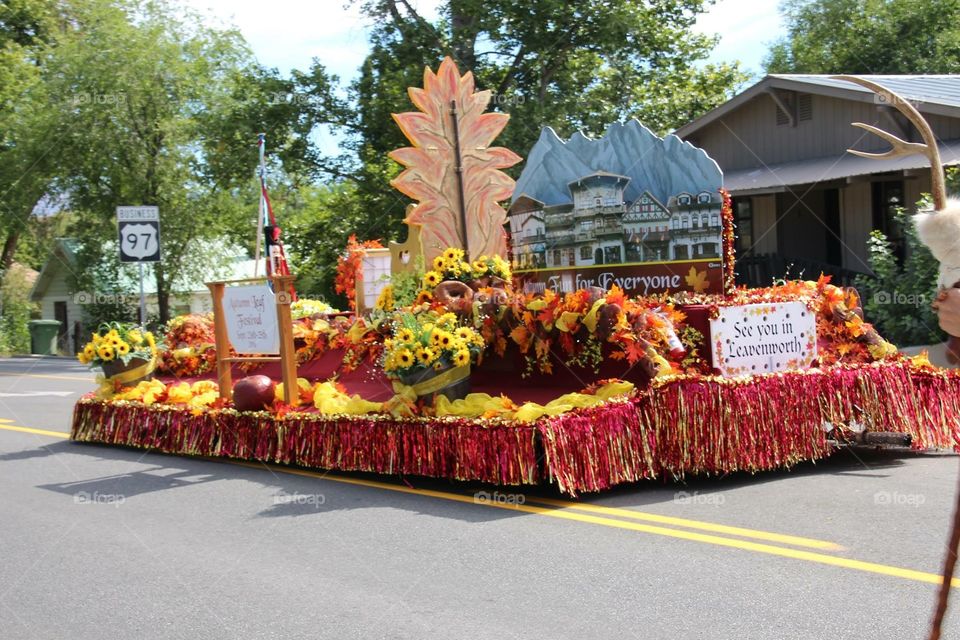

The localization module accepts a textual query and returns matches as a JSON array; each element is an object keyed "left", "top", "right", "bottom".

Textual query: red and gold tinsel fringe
[
  {"left": 70, "top": 403, "right": 539, "bottom": 487},
  {"left": 71, "top": 361, "right": 960, "bottom": 496}
]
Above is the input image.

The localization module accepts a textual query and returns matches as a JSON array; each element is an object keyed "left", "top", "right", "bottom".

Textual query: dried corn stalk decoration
[{"left": 389, "top": 57, "right": 522, "bottom": 263}]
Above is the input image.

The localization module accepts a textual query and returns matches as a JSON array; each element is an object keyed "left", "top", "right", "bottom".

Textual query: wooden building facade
[{"left": 675, "top": 75, "right": 960, "bottom": 284}]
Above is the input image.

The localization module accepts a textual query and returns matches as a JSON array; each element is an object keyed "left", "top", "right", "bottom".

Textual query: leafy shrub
[{"left": 855, "top": 209, "right": 942, "bottom": 347}]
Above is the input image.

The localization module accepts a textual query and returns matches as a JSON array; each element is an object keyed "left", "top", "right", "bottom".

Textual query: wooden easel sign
[{"left": 206, "top": 275, "right": 297, "bottom": 405}]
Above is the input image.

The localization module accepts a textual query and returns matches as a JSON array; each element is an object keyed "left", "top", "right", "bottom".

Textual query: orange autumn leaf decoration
[{"left": 389, "top": 57, "right": 522, "bottom": 262}]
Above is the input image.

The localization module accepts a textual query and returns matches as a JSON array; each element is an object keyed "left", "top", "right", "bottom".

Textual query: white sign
[
  {"left": 117, "top": 206, "right": 160, "bottom": 262},
  {"left": 222, "top": 284, "right": 279, "bottom": 354},
  {"left": 710, "top": 301, "right": 817, "bottom": 377}
]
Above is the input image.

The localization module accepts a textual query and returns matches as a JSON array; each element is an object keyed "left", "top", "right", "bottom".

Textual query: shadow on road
[{"left": 8, "top": 438, "right": 954, "bottom": 521}]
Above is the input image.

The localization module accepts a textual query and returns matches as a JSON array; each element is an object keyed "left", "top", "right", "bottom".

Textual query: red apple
[{"left": 233, "top": 375, "right": 276, "bottom": 411}]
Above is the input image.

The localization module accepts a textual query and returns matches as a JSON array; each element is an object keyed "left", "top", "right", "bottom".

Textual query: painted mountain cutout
[{"left": 508, "top": 120, "right": 726, "bottom": 296}]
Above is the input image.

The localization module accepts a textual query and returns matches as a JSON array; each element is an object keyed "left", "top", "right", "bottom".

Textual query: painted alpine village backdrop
[{"left": 508, "top": 120, "right": 724, "bottom": 296}]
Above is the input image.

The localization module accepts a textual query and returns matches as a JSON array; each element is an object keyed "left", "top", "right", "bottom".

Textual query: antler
[{"left": 832, "top": 75, "right": 947, "bottom": 210}]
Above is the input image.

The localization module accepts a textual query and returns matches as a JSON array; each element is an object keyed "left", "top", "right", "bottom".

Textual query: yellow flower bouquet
[
  {"left": 382, "top": 310, "right": 484, "bottom": 401},
  {"left": 420, "top": 247, "right": 512, "bottom": 291},
  {"left": 77, "top": 321, "right": 158, "bottom": 385}
]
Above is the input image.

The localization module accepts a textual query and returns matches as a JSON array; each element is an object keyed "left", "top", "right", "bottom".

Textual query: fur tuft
[{"left": 915, "top": 199, "right": 960, "bottom": 264}]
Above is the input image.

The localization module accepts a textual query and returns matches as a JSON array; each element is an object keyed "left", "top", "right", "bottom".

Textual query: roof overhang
[{"left": 722, "top": 138, "right": 960, "bottom": 195}]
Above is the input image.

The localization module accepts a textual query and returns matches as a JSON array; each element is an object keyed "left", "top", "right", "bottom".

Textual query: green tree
[
  {"left": 0, "top": 0, "right": 60, "bottom": 273},
  {"left": 348, "top": 0, "right": 746, "bottom": 245},
  {"left": 766, "top": 0, "right": 960, "bottom": 74},
  {"left": 46, "top": 0, "right": 343, "bottom": 323},
  {"left": 282, "top": 182, "right": 369, "bottom": 307}
]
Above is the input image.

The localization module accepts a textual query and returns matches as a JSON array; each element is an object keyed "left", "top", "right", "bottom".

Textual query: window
[
  {"left": 692, "top": 216, "right": 699, "bottom": 229},
  {"left": 674, "top": 245, "right": 689, "bottom": 260},
  {"left": 594, "top": 197, "right": 602, "bottom": 208},
  {"left": 580, "top": 220, "right": 593, "bottom": 231},
  {"left": 580, "top": 246, "right": 592, "bottom": 261},
  {"left": 775, "top": 104, "right": 790, "bottom": 126},
  {"left": 798, "top": 93, "right": 813, "bottom": 121},
  {"left": 678, "top": 194, "right": 691, "bottom": 205},
  {"left": 552, "top": 249, "right": 561, "bottom": 266},
  {"left": 671, "top": 217, "right": 679, "bottom": 230},
  {"left": 734, "top": 198, "right": 753, "bottom": 255},
  {"left": 698, "top": 192, "right": 711, "bottom": 204},
  {"left": 711, "top": 213, "right": 719, "bottom": 227},
  {"left": 701, "top": 214, "right": 709, "bottom": 228},
  {"left": 682, "top": 215, "right": 689, "bottom": 230},
  {"left": 568, "top": 250, "right": 576, "bottom": 266},
  {"left": 604, "top": 245, "right": 622, "bottom": 264}
]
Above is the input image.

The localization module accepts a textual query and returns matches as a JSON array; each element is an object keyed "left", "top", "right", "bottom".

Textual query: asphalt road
[{"left": 1, "top": 355, "right": 960, "bottom": 639}]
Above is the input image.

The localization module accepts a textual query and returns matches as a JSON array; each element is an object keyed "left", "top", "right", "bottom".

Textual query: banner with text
[
  {"left": 710, "top": 302, "right": 817, "bottom": 376},
  {"left": 223, "top": 284, "right": 279, "bottom": 354},
  {"left": 515, "top": 260, "right": 723, "bottom": 297}
]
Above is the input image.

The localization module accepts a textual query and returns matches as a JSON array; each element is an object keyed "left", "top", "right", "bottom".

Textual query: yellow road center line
[
  {"left": 0, "top": 424, "right": 70, "bottom": 439},
  {"left": 0, "top": 371, "right": 92, "bottom": 381},
  {"left": 1, "top": 424, "right": 950, "bottom": 589},
  {"left": 226, "top": 459, "right": 958, "bottom": 589},
  {"left": 524, "top": 496, "right": 842, "bottom": 551}
]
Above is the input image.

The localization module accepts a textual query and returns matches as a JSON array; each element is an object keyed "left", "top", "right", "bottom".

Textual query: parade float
[{"left": 70, "top": 61, "right": 960, "bottom": 496}]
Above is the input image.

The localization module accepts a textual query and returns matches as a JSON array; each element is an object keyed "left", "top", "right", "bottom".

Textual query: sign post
[
  {"left": 116, "top": 205, "right": 161, "bottom": 326},
  {"left": 207, "top": 275, "right": 297, "bottom": 405}
]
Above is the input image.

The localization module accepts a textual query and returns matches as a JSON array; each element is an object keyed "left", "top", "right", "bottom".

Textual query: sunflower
[
  {"left": 83, "top": 344, "right": 96, "bottom": 360},
  {"left": 472, "top": 259, "right": 488, "bottom": 272},
  {"left": 145, "top": 332, "right": 155, "bottom": 348},
  {"left": 396, "top": 328, "right": 415, "bottom": 343},
  {"left": 97, "top": 344, "right": 116, "bottom": 361},
  {"left": 492, "top": 255, "right": 511, "bottom": 277},
  {"left": 453, "top": 349, "right": 470, "bottom": 367},
  {"left": 423, "top": 271, "right": 442, "bottom": 287},
  {"left": 91, "top": 333, "right": 103, "bottom": 345},
  {"left": 397, "top": 348, "right": 415, "bottom": 368},
  {"left": 429, "top": 331, "right": 443, "bottom": 347},
  {"left": 415, "top": 290, "right": 434, "bottom": 304},
  {"left": 415, "top": 346, "right": 436, "bottom": 365},
  {"left": 443, "top": 247, "right": 464, "bottom": 262},
  {"left": 455, "top": 327, "right": 474, "bottom": 342},
  {"left": 432, "top": 256, "right": 447, "bottom": 271},
  {"left": 437, "top": 313, "right": 457, "bottom": 328},
  {"left": 127, "top": 329, "right": 142, "bottom": 344},
  {"left": 116, "top": 341, "right": 130, "bottom": 356},
  {"left": 437, "top": 331, "right": 453, "bottom": 349}
]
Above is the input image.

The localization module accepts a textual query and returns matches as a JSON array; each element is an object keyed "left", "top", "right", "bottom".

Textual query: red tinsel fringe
[
  {"left": 71, "top": 361, "right": 960, "bottom": 496},
  {"left": 70, "top": 403, "right": 540, "bottom": 487},
  {"left": 537, "top": 361, "right": 960, "bottom": 495}
]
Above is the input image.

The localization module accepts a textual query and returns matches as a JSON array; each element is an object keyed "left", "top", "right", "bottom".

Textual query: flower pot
[
  {"left": 400, "top": 364, "right": 471, "bottom": 404},
  {"left": 101, "top": 356, "right": 155, "bottom": 386}
]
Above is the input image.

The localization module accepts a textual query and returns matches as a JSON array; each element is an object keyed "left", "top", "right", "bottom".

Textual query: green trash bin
[{"left": 28, "top": 320, "right": 62, "bottom": 355}]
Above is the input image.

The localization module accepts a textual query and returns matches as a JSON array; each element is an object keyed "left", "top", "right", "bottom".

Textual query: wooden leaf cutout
[{"left": 389, "top": 57, "right": 522, "bottom": 262}]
